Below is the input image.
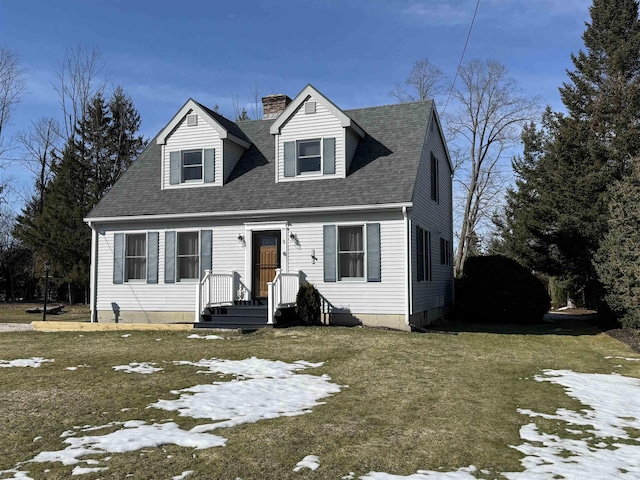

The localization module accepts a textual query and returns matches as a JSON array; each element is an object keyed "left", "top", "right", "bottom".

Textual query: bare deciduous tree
[
  {"left": 54, "top": 45, "right": 107, "bottom": 141},
  {"left": 390, "top": 58, "right": 445, "bottom": 103},
  {"left": 447, "top": 59, "right": 539, "bottom": 276},
  {"left": 16, "top": 117, "right": 60, "bottom": 213},
  {"left": 0, "top": 44, "right": 27, "bottom": 160}
]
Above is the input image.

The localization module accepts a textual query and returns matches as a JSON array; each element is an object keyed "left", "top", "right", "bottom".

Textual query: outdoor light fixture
[
  {"left": 237, "top": 234, "right": 245, "bottom": 246},
  {"left": 289, "top": 232, "right": 300, "bottom": 246},
  {"left": 311, "top": 249, "right": 317, "bottom": 264}
]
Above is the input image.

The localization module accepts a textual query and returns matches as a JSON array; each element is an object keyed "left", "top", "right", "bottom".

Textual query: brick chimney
[{"left": 262, "top": 94, "right": 292, "bottom": 119}]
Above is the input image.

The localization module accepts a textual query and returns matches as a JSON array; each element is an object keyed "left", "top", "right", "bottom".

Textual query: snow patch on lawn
[
  {"left": 172, "top": 471, "right": 194, "bottom": 480},
  {"left": 187, "top": 334, "right": 223, "bottom": 340},
  {"left": 364, "top": 370, "right": 640, "bottom": 480},
  {"left": 605, "top": 356, "right": 640, "bottom": 362},
  {"left": 293, "top": 455, "right": 320, "bottom": 472},
  {"left": 0, "top": 357, "right": 53, "bottom": 368},
  {"left": 112, "top": 362, "right": 163, "bottom": 374},
  {"left": 0, "top": 468, "right": 35, "bottom": 479},
  {"left": 9, "top": 357, "right": 339, "bottom": 478}
]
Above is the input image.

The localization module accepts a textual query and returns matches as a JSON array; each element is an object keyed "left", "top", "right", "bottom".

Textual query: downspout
[
  {"left": 403, "top": 206, "right": 412, "bottom": 328},
  {"left": 89, "top": 222, "right": 98, "bottom": 323}
]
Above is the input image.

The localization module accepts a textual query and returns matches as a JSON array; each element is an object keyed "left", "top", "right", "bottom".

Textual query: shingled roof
[{"left": 87, "top": 100, "right": 434, "bottom": 220}]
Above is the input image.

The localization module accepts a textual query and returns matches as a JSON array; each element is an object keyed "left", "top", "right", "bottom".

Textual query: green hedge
[{"left": 457, "top": 255, "right": 550, "bottom": 323}]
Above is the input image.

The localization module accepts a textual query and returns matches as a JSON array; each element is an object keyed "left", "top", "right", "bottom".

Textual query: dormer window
[
  {"left": 169, "top": 148, "right": 215, "bottom": 185},
  {"left": 284, "top": 137, "right": 335, "bottom": 178},
  {"left": 182, "top": 150, "right": 203, "bottom": 182},
  {"left": 298, "top": 140, "right": 321, "bottom": 174}
]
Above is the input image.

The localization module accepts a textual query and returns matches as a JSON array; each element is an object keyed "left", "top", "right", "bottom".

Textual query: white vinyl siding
[
  {"left": 410, "top": 113, "right": 454, "bottom": 315},
  {"left": 277, "top": 95, "right": 345, "bottom": 182},
  {"left": 286, "top": 212, "right": 405, "bottom": 315},
  {"left": 95, "top": 212, "right": 405, "bottom": 318},
  {"left": 345, "top": 127, "right": 360, "bottom": 173},
  {"left": 223, "top": 139, "right": 245, "bottom": 183},
  {"left": 163, "top": 113, "right": 222, "bottom": 189}
]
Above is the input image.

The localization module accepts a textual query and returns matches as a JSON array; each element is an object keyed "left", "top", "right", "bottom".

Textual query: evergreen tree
[
  {"left": 595, "top": 159, "right": 640, "bottom": 328},
  {"left": 14, "top": 88, "right": 146, "bottom": 302},
  {"left": 497, "top": 0, "right": 640, "bottom": 308}
]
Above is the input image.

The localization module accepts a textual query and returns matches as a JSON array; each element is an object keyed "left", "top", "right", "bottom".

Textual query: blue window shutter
[
  {"left": 284, "top": 141, "right": 296, "bottom": 177},
  {"left": 200, "top": 229, "right": 212, "bottom": 280},
  {"left": 323, "top": 225, "right": 337, "bottom": 282},
  {"left": 367, "top": 223, "right": 381, "bottom": 282},
  {"left": 165, "top": 231, "right": 176, "bottom": 283},
  {"left": 113, "top": 233, "right": 124, "bottom": 284},
  {"left": 323, "top": 137, "right": 335, "bottom": 174},
  {"left": 170, "top": 151, "right": 180, "bottom": 185},
  {"left": 147, "top": 232, "right": 159, "bottom": 284},
  {"left": 204, "top": 148, "right": 215, "bottom": 183}
]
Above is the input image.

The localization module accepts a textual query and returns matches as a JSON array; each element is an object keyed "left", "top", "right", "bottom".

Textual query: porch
[{"left": 195, "top": 269, "right": 303, "bottom": 329}]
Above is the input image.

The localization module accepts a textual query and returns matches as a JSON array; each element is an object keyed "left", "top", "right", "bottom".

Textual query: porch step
[{"left": 197, "top": 304, "right": 268, "bottom": 330}]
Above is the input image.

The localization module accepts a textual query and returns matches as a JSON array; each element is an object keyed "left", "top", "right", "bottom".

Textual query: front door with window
[{"left": 252, "top": 231, "right": 281, "bottom": 299}]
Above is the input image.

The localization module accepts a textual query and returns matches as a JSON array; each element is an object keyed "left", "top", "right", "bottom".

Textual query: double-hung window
[
  {"left": 182, "top": 150, "right": 203, "bottom": 182},
  {"left": 283, "top": 138, "right": 335, "bottom": 178},
  {"left": 338, "top": 225, "right": 365, "bottom": 280},
  {"left": 417, "top": 226, "right": 431, "bottom": 282},
  {"left": 430, "top": 153, "right": 439, "bottom": 203},
  {"left": 177, "top": 232, "right": 199, "bottom": 281},
  {"left": 298, "top": 139, "right": 321, "bottom": 174},
  {"left": 440, "top": 237, "right": 452, "bottom": 266},
  {"left": 125, "top": 234, "right": 146, "bottom": 281}
]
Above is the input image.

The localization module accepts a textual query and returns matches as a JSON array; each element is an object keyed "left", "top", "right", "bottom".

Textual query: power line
[{"left": 442, "top": 0, "right": 481, "bottom": 115}]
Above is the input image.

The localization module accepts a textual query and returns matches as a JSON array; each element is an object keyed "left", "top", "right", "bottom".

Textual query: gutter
[
  {"left": 403, "top": 206, "right": 412, "bottom": 328},
  {"left": 84, "top": 202, "right": 413, "bottom": 225}
]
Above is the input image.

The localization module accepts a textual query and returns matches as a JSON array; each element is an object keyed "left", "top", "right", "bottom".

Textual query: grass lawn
[
  {"left": 0, "top": 321, "right": 638, "bottom": 479},
  {"left": 0, "top": 303, "right": 90, "bottom": 323}
]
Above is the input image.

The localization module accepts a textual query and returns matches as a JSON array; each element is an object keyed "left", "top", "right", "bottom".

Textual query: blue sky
[{"left": 2, "top": 0, "right": 591, "bottom": 210}]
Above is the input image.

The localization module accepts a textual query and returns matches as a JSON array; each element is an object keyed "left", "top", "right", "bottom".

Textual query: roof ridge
[{"left": 345, "top": 99, "right": 433, "bottom": 113}]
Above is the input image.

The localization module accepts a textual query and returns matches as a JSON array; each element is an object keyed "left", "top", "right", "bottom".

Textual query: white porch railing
[
  {"left": 267, "top": 269, "right": 302, "bottom": 324},
  {"left": 195, "top": 271, "right": 236, "bottom": 323}
]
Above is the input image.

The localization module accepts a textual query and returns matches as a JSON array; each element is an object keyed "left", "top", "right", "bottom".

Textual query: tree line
[
  {"left": 393, "top": 0, "right": 640, "bottom": 328},
  {"left": 0, "top": 45, "right": 146, "bottom": 303}
]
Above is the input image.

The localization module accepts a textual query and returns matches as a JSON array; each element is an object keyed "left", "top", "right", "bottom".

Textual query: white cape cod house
[{"left": 85, "top": 84, "right": 454, "bottom": 331}]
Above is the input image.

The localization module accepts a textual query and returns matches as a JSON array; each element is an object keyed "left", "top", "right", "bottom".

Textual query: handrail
[
  {"left": 195, "top": 271, "right": 236, "bottom": 323},
  {"left": 267, "top": 269, "right": 302, "bottom": 324}
]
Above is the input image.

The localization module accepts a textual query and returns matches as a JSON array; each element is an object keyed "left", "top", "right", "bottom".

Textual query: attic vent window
[
  {"left": 187, "top": 114, "right": 198, "bottom": 127},
  {"left": 304, "top": 101, "right": 316, "bottom": 114}
]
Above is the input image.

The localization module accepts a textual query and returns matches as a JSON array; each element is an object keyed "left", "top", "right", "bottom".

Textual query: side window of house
[
  {"left": 284, "top": 138, "right": 335, "bottom": 177},
  {"left": 323, "top": 223, "right": 380, "bottom": 282},
  {"left": 169, "top": 149, "right": 215, "bottom": 185},
  {"left": 417, "top": 226, "right": 432, "bottom": 282},
  {"left": 430, "top": 153, "right": 439, "bottom": 203},
  {"left": 338, "top": 225, "right": 364, "bottom": 280},
  {"left": 177, "top": 232, "right": 199, "bottom": 280},
  {"left": 125, "top": 234, "right": 146, "bottom": 281},
  {"left": 113, "top": 232, "right": 158, "bottom": 284},
  {"left": 440, "top": 237, "right": 452, "bottom": 266},
  {"left": 164, "top": 230, "right": 212, "bottom": 283}
]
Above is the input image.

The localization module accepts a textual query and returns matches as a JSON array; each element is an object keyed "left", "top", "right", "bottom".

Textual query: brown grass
[
  {"left": 0, "top": 325, "right": 638, "bottom": 479},
  {"left": 0, "top": 303, "right": 90, "bottom": 323}
]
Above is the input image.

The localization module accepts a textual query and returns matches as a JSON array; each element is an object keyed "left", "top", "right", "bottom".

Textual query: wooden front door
[{"left": 253, "top": 231, "right": 281, "bottom": 299}]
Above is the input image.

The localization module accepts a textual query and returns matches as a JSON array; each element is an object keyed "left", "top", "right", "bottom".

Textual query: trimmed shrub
[
  {"left": 295, "top": 283, "right": 321, "bottom": 326},
  {"left": 457, "top": 255, "right": 550, "bottom": 324}
]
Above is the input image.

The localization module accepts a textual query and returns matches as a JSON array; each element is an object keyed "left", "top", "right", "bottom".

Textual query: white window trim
[
  {"left": 181, "top": 149, "right": 204, "bottom": 184},
  {"left": 124, "top": 232, "right": 147, "bottom": 283},
  {"left": 176, "top": 230, "right": 200, "bottom": 282},
  {"left": 296, "top": 138, "right": 323, "bottom": 176},
  {"left": 337, "top": 223, "right": 366, "bottom": 282}
]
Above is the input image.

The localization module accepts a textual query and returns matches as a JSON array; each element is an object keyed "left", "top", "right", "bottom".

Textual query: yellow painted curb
[{"left": 31, "top": 321, "right": 193, "bottom": 332}]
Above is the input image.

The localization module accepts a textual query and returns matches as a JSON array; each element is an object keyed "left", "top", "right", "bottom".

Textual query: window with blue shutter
[
  {"left": 323, "top": 137, "right": 335, "bottom": 174},
  {"left": 165, "top": 231, "right": 176, "bottom": 283},
  {"left": 113, "top": 233, "right": 124, "bottom": 284},
  {"left": 200, "top": 230, "right": 212, "bottom": 280},
  {"left": 366, "top": 223, "right": 381, "bottom": 282},
  {"left": 323, "top": 225, "right": 337, "bottom": 282},
  {"left": 203, "top": 149, "right": 215, "bottom": 183},
  {"left": 147, "top": 232, "right": 159, "bottom": 284}
]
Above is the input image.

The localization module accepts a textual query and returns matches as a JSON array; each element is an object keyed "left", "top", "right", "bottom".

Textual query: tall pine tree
[
  {"left": 15, "top": 88, "right": 146, "bottom": 302},
  {"left": 497, "top": 0, "right": 640, "bottom": 308}
]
